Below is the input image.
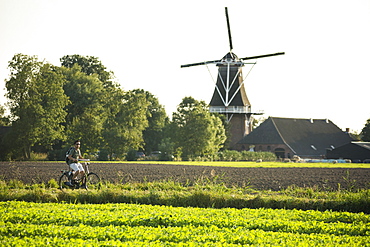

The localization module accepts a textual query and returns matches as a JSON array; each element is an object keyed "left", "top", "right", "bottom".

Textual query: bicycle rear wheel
[
  {"left": 59, "top": 173, "right": 73, "bottom": 190},
  {"left": 85, "top": 172, "right": 101, "bottom": 190}
]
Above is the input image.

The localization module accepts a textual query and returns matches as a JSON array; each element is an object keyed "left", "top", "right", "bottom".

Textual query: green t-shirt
[{"left": 67, "top": 147, "right": 81, "bottom": 165}]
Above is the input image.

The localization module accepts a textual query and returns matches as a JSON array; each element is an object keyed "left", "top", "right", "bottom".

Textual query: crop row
[{"left": 1, "top": 201, "right": 369, "bottom": 246}]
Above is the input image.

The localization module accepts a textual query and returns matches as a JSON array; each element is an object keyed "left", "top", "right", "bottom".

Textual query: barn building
[
  {"left": 326, "top": 142, "right": 370, "bottom": 162},
  {"left": 235, "top": 117, "right": 354, "bottom": 159}
]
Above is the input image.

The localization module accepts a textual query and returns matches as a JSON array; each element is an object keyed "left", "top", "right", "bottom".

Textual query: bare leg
[
  {"left": 72, "top": 171, "right": 80, "bottom": 180},
  {"left": 72, "top": 170, "right": 85, "bottom": 180}
]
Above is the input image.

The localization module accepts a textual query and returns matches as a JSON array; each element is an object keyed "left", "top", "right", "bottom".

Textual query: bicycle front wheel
[
  {"left": 85, "top": 172, "right": 101, "bottom": 190},
  {"left": 59, "top": 173, "right": 72, "bottom": 190}
]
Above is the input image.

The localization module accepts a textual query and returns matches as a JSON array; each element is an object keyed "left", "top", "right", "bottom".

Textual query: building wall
[{"left": 229, "top": 114, "right": 248, "bottom": 149}]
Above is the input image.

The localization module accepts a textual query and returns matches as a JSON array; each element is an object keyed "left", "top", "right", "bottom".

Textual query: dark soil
[{"left": 0, "top": 162, "right": 369, "bottom": 191}]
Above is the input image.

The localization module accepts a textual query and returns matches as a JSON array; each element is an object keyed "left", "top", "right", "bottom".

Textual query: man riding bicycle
[{"left": 65, "top": 140, "right": 85, "bottom": 186}]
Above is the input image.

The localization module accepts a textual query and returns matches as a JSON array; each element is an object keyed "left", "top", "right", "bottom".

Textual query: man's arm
[
  {"left": 67, "top": 148, "right": 78, "bottom": 162},
  {"left": 68, "top": 154, "right": 78, "bottom": 163}
]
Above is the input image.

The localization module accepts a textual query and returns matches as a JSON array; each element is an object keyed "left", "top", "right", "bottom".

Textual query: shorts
[{"left": 70, "top": 162, "right": 85, "bottom": 172}]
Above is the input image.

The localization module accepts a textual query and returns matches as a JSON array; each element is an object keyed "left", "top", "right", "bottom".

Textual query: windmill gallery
[{"left": 181, "top": 7, "right": 363, "bottom": 161}]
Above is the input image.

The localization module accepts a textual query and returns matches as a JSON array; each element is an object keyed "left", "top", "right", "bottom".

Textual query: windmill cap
[{"left": 222, "top": 52, "right": 238, "bottom": 60}]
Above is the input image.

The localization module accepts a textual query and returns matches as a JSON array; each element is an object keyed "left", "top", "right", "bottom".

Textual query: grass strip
[{"left": 0, "top": 179, "right": 369, "bottom": 213}]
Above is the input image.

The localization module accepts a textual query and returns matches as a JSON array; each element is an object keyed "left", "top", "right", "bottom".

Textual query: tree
[
  {"left": 60, "top": 55, "right": 113, "bottom": 85},
  {"left": 252, "top": 116, "right": 266, "bottom": 129},
  {"left": 5, "top": 54, "right": 69, "bottom": 159},
  {"left": 361, "top": 118, "right": 370, "bottom": 141},
  {"left": 171, "top": 97, "right": 226, "bottom": 159},
  {"left": 0, "top": 105, "right": 9, "bottom": 126},
  {"left": 60, "top": 55, "right": 154, "bottom": 159},
  {"left": 0, "top": 105, "right": 11, "bottom": 160},
  {"left": 102, "top": 89, "right": 149, "bottom": 159},
  {"left": 60, "top": 54, "right": 123, "bottom": 154},
  {"left": 61, "top": 64, "right": 107, "bottom": 152},
  {"left": 130, "top": 89, "right": 167, "bottom": 154}
]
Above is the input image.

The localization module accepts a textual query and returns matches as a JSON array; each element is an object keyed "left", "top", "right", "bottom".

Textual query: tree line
[
  {"left": 1, "top": 54, "right": 370, "bottom": 161},
  {"left": 0, "top": 54, "right": 228, "bottom": 161}
]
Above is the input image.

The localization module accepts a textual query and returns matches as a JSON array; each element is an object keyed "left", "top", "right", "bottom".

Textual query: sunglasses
[{"left": 75, "top": 143, "right": 81, "bottom": 145}]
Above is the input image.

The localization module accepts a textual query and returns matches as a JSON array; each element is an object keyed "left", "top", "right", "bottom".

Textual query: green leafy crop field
[{"left": 1, "top": 201, "right": 369, "bottom": 246}]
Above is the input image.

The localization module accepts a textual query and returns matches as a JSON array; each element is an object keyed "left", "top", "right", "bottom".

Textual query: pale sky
[{"left": 1, "top": 0, "right": 369, "bottom": 133}]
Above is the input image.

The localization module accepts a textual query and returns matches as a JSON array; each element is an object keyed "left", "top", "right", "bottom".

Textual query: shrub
[
  {"left": 97, "top": 149, "right": 109, "bottom": 161},
  {"left": 29, "top": 152, "right": 48, "bottom": 161},
  {"left": 47, "top": 148, "right": 70, "bottom": 161},
  {"left": 216, "top": 150, "right": 276, "bottom": 161},
  {"left": 219, "top": 150, "right": 242, "bottom": 161},
  {"left": 126, "top": 149, "right": 137, "bottom": 161},
  {"left": 241, "top": 151, "right": 276, "bottom": 161}
]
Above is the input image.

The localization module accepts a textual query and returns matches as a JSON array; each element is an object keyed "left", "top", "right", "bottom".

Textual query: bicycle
[{"left": 59, "top": 159, "right": 101, "bottom": 190}]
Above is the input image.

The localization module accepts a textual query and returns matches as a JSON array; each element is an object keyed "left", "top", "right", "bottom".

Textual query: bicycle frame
[{"left": 59, "top": 159, "right": 100, "bottom": 190}]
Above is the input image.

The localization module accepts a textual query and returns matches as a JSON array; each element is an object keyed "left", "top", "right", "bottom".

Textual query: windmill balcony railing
[{"left": 209, "top": 106, "right": 263, "bottom": 114}]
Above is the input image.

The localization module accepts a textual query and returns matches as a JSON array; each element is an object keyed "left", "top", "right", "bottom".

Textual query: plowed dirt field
[{"left": 0, "top": 162, "right": 369, "bottom": 191}]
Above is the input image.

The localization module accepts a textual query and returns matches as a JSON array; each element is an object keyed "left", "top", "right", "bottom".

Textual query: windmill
[{"left": 181, "top": 7, "right": 285, "bottom": 149}]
